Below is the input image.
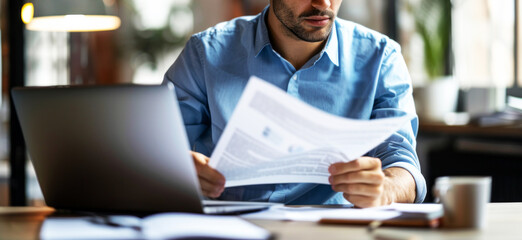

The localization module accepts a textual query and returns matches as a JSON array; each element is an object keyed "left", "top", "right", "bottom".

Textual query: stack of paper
[{"left": 242, "top": 203, "right": 443, "bottom": 228}]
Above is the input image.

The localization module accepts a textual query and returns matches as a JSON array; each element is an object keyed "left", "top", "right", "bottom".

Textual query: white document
[
  {"left": 241, "top": 205, "right": 401, "bottom": 222},
  {"left": 210, "top": 76, "right": 413, "bottom": 187},
  {"left": 241, "top": 203, "right": 442, "bottom": 222},
  {"left": 40, "top": 213, "right": 271, "bottom": 240}
]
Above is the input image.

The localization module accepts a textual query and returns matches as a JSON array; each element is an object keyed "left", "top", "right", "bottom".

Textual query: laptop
[{"left": 11, "top": 83, "right": 276, "bottom": 214}]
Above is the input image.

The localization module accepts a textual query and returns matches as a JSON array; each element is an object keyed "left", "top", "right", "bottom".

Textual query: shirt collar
[
  {"left": 254, "top": 6, "right": 339, "bottom": 67},
  {"left": 254, "top": 6, "right": 271, "bottom": 57},
  {"left": 323, "top": 22, "right": 339, "bottom": 66}
]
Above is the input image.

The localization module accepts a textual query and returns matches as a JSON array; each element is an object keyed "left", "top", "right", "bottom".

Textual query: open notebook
[{"left": 40, "top": 213, "right": 272, "bottom": 240}]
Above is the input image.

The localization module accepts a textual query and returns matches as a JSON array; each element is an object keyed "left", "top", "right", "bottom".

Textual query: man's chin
[
  {"left": 296, "top": 23, "right": 332, "bottom": 41},
  {"left": 298, "top": 29, "right": 331, "bottom": 42}
]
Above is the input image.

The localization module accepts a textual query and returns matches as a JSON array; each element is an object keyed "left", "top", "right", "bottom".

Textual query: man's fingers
[
  {"left": 191, "top": 151, "right": 210, "bottom": 165},
  {"left": 329, "top": 170, "right": 385, "bottom": 185},
  {"left": 329, "top": 157, "right": 381, "bottom": 175},
  {"left": 326, "top": 157, "right": 391, "bottom": 207},
  {"left": 190, "top": 151, "right": 226, "bottom": 198},
  {"left": 197, "top": 164, "right": 226, "bottom": 185},
  {"left": 191, "top": 151, "right": 226, "bottom": 185},
  {"left": 202, "top": 189, "right": 222, "bottom": 198},
  {"left": 331, "top": 183, "right": 383, "bottom": 198},
  {"left": 199, "top": 177, "right": 224, "bottom": 198},
  {"left": 343, "top": 193, "right": 380, "bottom": 208}
]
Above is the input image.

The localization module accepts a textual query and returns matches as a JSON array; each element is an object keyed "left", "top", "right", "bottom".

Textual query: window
[
  {"left": 400, "top": 0, "right": 517, "bottom": 89},
  {"left": 453, "top": 0, "right": 514, "bottom": 88}
]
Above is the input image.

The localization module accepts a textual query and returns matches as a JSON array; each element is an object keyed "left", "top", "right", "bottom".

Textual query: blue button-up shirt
[{"left": 164, "top": 7, "right": 426, "bottom": 204}]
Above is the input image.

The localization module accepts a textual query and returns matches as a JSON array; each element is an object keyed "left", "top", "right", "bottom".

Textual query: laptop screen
[{"left": 12, "top": 84, "right": 204, "bottom": 213}]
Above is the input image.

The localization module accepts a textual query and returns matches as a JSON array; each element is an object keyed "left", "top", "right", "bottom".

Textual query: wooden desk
[{"left": 1, "top": 203, "right": 521, "bottom": 240}]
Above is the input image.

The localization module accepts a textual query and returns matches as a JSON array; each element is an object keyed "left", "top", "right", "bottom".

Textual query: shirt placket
[{"left": 287, "top": 73, "right": 299, "bottom": 97}]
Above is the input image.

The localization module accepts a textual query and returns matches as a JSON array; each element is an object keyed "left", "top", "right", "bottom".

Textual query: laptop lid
[{"left": 12, "top": 84, "right": 205, "bottom": 213}]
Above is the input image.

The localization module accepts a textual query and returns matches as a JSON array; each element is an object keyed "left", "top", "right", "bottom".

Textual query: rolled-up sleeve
[
  {"left": 163, "top": 36, "right": 214, "bottom": 156},
  {"left": 368, "top": 41, "right": 427, "bottom": 203}
]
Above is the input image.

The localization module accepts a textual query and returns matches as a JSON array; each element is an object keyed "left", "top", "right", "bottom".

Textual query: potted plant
[{"left": 409, "top": 0, "right": 458, "bottom": 122}]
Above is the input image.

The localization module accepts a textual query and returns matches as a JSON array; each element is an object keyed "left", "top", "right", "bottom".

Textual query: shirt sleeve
[
  {"left": 367, "top": 40, "right": 427, "bottom": 203},
  {"left": 163, "top": 35, "right": 214, "bottom": 156}
]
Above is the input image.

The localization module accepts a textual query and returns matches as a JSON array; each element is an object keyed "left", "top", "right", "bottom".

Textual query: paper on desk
[
  {"left": 378, "top": 203, "right": 443, "bottom": 214},
  {"left": 210, "top": 76, "right": 413, "bottom": 187},
  {"left": 241, "top": 205, "right": 401, "bottom": 222},
  {"left": 241, "top": 203, "right": 442, "bottom": 222}
]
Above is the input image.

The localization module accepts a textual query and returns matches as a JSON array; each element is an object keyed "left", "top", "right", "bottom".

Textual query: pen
[{"left": 89, "top": 215, "right": 143, "bottom": 232}]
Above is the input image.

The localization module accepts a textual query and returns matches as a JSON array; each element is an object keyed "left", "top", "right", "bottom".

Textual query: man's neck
[{"left": 266, "top": 7, "right": 327, "bottom": 70}]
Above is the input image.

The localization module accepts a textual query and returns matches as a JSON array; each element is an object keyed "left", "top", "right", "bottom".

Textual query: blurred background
[{"left": 0, "top": 0, "right": 521, "bottom": 206}]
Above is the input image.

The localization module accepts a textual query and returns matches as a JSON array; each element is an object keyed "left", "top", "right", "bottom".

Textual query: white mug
[{"left": 433, "top": 176, "right": 492, "bottom": 229}]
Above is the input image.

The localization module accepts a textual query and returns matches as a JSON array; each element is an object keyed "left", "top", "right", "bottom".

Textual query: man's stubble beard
[{"left": 272, "top": 0, "right": 335, "bottom": 42}]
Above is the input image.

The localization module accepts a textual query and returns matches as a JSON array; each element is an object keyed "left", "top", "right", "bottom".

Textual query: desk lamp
[
  {"left": 21, "top": 0, "right": 121, "bottom": 32},
  {"left": 21, "top": 0, "right": 121, "bottom": 84}
]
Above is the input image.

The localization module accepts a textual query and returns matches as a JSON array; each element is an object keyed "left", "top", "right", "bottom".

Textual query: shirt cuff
[{"left": 382, "top": 162, "right": 427, "bottom": 203}]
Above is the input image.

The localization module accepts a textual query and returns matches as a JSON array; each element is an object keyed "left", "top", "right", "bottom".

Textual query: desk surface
[{"left": 1, "top": 203, "right": 521, "bottom": 240}]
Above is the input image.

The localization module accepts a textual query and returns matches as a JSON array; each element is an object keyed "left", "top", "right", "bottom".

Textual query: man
[{"left": 164, "top": 0, "right": 426, "bottom": 208}]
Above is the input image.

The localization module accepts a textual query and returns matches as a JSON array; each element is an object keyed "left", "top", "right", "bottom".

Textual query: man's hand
[
  {"left": 191, "top": 151, "right": 225, "bottom": 198},
  {"left": 328, "top": 157, "right": 416, "bottom": 208}
]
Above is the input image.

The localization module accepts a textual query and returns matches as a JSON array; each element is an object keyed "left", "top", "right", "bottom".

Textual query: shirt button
[{"left": 292, "top": 75, "right": 297, "bottom": 80}]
